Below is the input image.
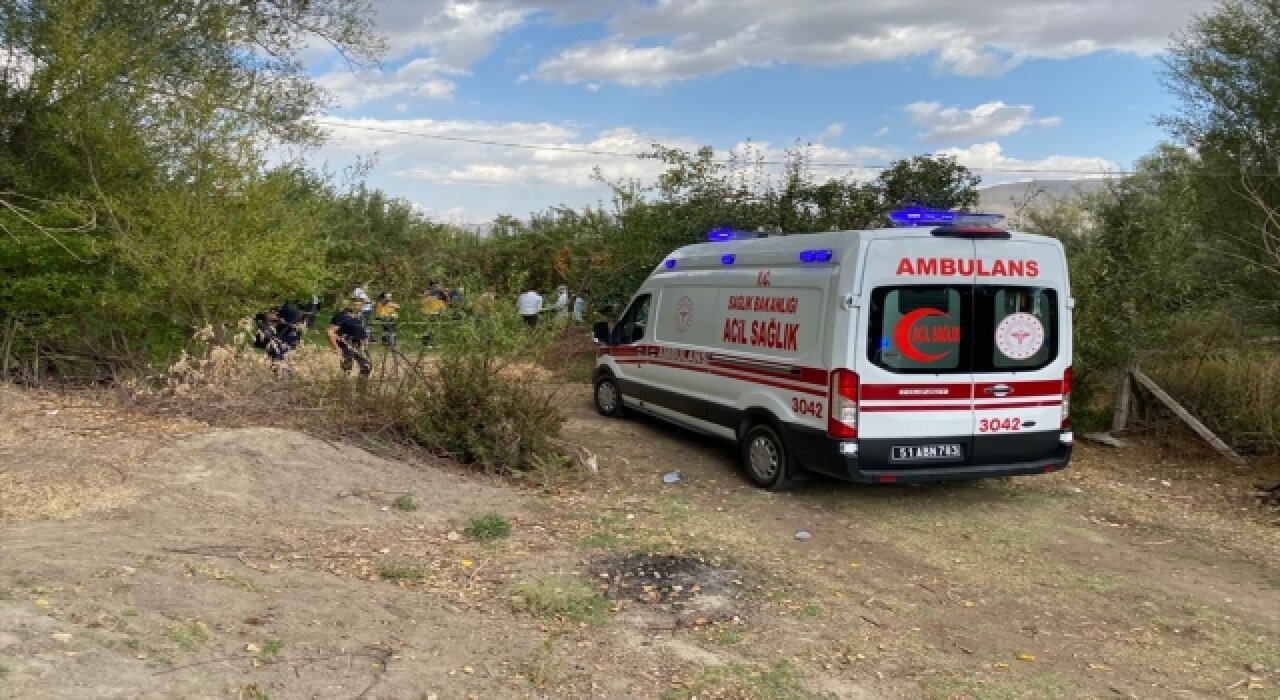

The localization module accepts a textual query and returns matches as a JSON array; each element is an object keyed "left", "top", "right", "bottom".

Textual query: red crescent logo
[{"left": 893, "top": 308, "right": 951, "bottom": 363}]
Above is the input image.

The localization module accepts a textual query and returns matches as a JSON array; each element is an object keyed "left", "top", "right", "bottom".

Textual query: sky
[{"left": 295, "top": 0, "right": 1217, "bottom": 226}]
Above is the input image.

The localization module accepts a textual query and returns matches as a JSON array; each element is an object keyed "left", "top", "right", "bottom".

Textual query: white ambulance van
[{"left": 591, "top": 208, "right": 1073, "bottom": 490}]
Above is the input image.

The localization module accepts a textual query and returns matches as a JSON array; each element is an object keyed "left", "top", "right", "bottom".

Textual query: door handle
[{"left": 984, "top": 384, "right": 1013, "bottom": 397}]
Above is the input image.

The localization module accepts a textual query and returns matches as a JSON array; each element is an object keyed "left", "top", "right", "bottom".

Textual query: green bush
[
  {"left": 406, "top": 312, "right": 567, "bottom": 474},
  {"left": 464, "top": 513, "right": 511, "bottom": 541}
]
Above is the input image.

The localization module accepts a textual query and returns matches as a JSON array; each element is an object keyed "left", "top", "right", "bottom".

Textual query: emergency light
[
  {"left": 663, "top": 259, "right": 677, "bottom": 269},
  {"left": 707, "top": 227, "right": 765, "bottom": 241},
  {"left": 888, "top": 207, "right": 1005, "bottom": 228},
  {"left": 721, "top": 254, "right": 736, "bottom": 265},
  {"left": 798, "top": 249, "right": 834, "bottom": 263}
]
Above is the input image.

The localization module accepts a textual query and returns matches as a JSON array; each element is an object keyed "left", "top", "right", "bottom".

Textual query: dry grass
[{"left": 0, "top": 385, "right": 200, "bottom": 526}]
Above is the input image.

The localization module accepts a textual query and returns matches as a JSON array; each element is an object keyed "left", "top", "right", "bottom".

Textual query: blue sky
[{"left": 297, "top": 0, "right": 1215, "bottom": 225}]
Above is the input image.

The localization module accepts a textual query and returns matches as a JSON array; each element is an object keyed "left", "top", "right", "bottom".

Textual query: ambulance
[{"left": 591, "top": 207, "right": 1073, "bottom": 490}]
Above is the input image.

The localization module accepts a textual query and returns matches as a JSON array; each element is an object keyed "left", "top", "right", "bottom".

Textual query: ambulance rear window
[
  {"left": 867, "top": 285, "right": 1058, "bottom": 374},
  {"left": 869, "top": 286, "right": 965, "bottom": 372}
]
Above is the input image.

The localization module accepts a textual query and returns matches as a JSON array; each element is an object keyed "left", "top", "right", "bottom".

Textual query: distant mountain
[{"left": 978, "top": 179, "right": 1109, "bottom": 222}]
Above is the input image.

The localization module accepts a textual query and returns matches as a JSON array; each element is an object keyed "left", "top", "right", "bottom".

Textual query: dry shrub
[
  {"left": 1149, "top": 348, "right": 1280, "bottom": 454},
  {"left": 128, "top": 314, "right": 579, "bottom": 477}
]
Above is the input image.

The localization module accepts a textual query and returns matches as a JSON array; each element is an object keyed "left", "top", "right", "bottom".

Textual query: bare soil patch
[{"left": 2, "top": 379, "right": 1279, "bottom": 699}]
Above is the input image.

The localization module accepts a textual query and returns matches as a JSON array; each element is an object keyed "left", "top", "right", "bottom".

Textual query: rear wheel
[
  {"left": 593, "top": 374, "right": 626, "bottom": 417},
  {"left": 741, "top": 422, "right": 794, "bottom": 491}
]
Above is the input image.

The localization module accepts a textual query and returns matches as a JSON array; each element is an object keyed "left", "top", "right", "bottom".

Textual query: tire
[
  {"left": 741, "top": 422, "right": 795, "bottom": 491},
  {"left": 593, "top": 374, "right": 626, "bottom": 417}
]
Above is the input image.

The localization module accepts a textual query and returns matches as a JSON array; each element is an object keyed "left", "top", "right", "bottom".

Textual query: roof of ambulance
[{"left": 669, "top": 226, "right": 1051, "bottom": 259}]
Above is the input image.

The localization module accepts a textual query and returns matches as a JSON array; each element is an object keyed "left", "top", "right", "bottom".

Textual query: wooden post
[
  {"left": 1111, "top": 367, "right": 1133, "bottom": 434},
  {"left": 1130, "top": 368, "right": 1247, "bottom": 467}
]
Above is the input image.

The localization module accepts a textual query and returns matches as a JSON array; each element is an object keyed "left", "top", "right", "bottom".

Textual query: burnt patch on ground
[{"left": 593, "top": 553, "right": 745, "bottom": 628}]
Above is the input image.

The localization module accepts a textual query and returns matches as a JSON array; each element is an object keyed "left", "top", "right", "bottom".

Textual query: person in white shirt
[
  {"left": 572, "top": 294, "right": 586, "bottom": 324},
  {"left": 517, "top": 289, "right": 543, "bottom": 327},
  {"left": 553, "top": 286, "right": 569, "bottom": 321}
]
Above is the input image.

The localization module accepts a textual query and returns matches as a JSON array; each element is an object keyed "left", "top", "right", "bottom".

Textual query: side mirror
[{"left": 592, "top": 320, "right": 611, "bottom": 345}]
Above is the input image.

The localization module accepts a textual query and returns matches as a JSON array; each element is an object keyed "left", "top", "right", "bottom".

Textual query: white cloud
[
  {"left": 297, "top": 116, "right": 909, "bottom": 219},
  {"left": 528, "top": 0, "right": 1214, "bottom": 85},
  {"left": 316, "top": 1, "right": 1213, "bottom": 97},
  {"left": 936, "top": 142, "right": 1118, "bottom": 181},
  {"left": 906, "top": 102, "right": 1061, "bottom": 142},
  {"left": 818, "top": 123, "right": 845, "bottom": 141},
  {"left": 316, "top": 58, "right": 462, "bottom": 108}
]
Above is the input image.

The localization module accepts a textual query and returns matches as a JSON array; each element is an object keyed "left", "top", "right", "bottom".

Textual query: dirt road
[{"left": 1, "top": 383, "right": 1278, "bottom": 699}]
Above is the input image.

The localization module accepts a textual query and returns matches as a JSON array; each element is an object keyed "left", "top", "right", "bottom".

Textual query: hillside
[{"left": 978, "top": 179, "right": 1109, "bottom": 221}]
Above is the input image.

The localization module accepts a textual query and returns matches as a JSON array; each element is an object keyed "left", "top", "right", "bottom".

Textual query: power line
[
  {"left": 313, "top": 118, "right": 1138, "bottom": 174},
  {"left": 314, "top": 117, "right": 1276, "bottom": 178}
]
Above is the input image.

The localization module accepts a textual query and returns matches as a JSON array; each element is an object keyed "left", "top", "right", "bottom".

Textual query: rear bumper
[{"left": 785, "top": 425, "right": 1072, "bottom": 484}]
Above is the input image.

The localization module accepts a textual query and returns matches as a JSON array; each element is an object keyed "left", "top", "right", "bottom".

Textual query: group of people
[
  {"left": 517, "top": 285, "right": 586, "bottom": 328},
  {"left": 254, "top": 280, "right": 585, "bottom": 379}
]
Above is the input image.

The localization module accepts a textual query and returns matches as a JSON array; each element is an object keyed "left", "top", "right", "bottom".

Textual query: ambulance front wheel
[
  {"left": 593, "top": 374, "right": 626, "bottom": 418},
  {"left": 742, "top": 422, "right": 794, "bottom": 491}
]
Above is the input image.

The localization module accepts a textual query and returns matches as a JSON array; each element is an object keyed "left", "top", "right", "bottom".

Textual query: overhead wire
[{"left": 311, "top": 117, "right": 1280, "bottom": 178}]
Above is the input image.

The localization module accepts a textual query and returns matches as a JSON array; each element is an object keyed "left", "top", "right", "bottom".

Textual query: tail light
[
  {"left": 828, "top": 369, "right": 859, "bottom": 438},
  {"left": 1061, "top": 366, "right": 1072, "bottom": 429}
]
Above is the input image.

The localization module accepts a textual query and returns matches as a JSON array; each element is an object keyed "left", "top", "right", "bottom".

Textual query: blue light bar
[
  {"left": 798, "top": 249, "right": 834, "bottom": 263},
  {"left": 721, "top": 254, "right": 736, "bottom": 265},
  {"left": 707, "top": 227, "right": 763, "bottom": 242},
  {"left": 888, "top": 207, "right": 1005, "bottom": 228},
  {"left": 663, "top": 259, "right": 677, "bottom": 269}
]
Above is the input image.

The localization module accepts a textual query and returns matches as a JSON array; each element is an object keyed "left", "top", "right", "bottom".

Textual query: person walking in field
[
  {"left": 553, "top": 285, "right": 569, "bottom": 323},
  {"left": 328, "top": 298, "right": 372, "bottom": 376},
  {"left": 517, "top": 287, "right": 543, "bottom": 328}
]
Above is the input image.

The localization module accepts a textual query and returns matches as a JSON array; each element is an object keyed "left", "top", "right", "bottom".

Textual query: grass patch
[
  {"left": 923, "top": 672, "right": 1069, "bottom": 700},
  {"left": 519, "top": 634, "right": 570, "bottom": 689},
  {"left": 798, "top": 601, "right": 824, "bottom": 620},
  {"left": 701, "top": 625, "right": 744, "bottom": 646},
  {"left": 1074, "top": 573, "right": 1120, "bottom": 595},
  {"left": 465, "top": 513, "right": 511, "bottom": 541},
  {"left": 0, "top": 663, "right": 9, "bottom": 679},
  {"left": 667, "top": 661, "right": 809, "bottom": 700},
  {"left": 508, "top": 576, "right": 608, "bottom": 626},
  {"left": 262, "top": 639, "right": 284, "bottom": 659},
  {"left": 165, "top": 621, "right": 210, "bottom": 652},
  {"left": 377, "top": 561, "right": 425, "bottom": 583},
  {"left": 392, "top": 494, "right": 417, "bottom": 512},
  {"left": 179, "top": 561, "right": 265, "bottom": 593},
  {"left": 124, "top": 637, "right": 140, "bottom": 651},
  {"left": 0, "top": 589, "right": 12, "bottom": 600}
]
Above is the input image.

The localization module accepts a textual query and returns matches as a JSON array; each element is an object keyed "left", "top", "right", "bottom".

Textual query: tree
[
  {"left": 1160, "top": 0, "right": 1280, "bottom": 319},
  {"left": 875, "top": 155, "right": 981, "bottom": 210},
  {"left": 0, "top": 0, "right": 384, "bottom": 375}
]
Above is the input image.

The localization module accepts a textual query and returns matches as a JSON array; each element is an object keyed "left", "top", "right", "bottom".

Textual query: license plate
[{"left": 891, "top": 444, "right": 962, "bottom": 461}]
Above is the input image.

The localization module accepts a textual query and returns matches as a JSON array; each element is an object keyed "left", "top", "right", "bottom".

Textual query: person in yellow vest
[
  {"left": 420, "top": 284, "right": 447, "bottom": 347},
  {"left": 373, "top": 291, "right": 400, "bottom": 347}
]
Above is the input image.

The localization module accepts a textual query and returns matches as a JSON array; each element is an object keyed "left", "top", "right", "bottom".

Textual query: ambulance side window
[{"left": 613, "top": 294, "right": 651, "bottom": 345}]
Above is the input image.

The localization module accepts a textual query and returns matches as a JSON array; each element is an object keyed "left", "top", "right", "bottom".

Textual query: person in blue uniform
[{"left": 327, "top": 298, "right": 372, "bottom": 376}]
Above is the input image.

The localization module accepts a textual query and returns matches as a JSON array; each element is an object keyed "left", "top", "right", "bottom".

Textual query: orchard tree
[
  {"left": 0, "top": 0, "right": 385, "bottom": 372},
  {"left": 1160, "top": 0, "right": 1280, "bottom": 317}
]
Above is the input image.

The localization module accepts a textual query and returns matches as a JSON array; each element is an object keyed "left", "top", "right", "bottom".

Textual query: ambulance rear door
[
  {"left": 856, "top": 234, "right": 977, "bottom": 471},
  {"left": 969, "top": 238, "right": 1070, "bottom": 466}
]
